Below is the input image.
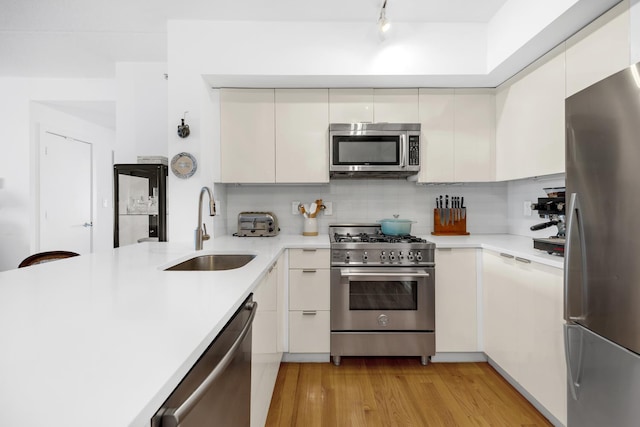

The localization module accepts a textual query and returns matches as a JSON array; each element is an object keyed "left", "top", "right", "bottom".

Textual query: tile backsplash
[
  {"left": 221, "top": 179, "right": 510, "bottom": 237},
  {"left": 216, "top": 174, "right": 566, "bottom": 238}
]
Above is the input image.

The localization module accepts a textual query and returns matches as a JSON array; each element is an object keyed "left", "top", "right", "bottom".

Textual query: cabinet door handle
[
  {"left": 500, "top": 253, "right": 514, "bottom": 259},
  {"left": 515, "top": 257, "right": 531, "bottom": 264},
  {"left": 302, "top": 311, "right": 317, "bottom": 315},
  {"left": 302, "top": 269, "right": 317, "bottom": 273},
  {"left": 302, "top": 249, "right": 317, "bottom": 252}
]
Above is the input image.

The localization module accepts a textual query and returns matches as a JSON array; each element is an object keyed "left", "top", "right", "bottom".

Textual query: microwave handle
[{"left": 400, "top": 134, "right": 407, "bottom": 168}]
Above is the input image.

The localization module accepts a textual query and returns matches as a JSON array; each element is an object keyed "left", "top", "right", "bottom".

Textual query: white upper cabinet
[
  {"left": 220, "top": 88, "right": 329, "bottom": 184},
  {"left": 418, "top": 89, "right": 455, "bottom": 182},
  {"left": 373, "top": 88, "right": 420, "bottom": 122},
  {"left": 418, "top": 89, "right": 495, "bottom": 183},
  {"left": 220, "top": 88, "right": 275, "bottom": 183},
  {"left": 329, "top": 88, "right": 419, "bottom": 123},
  {"left": 453, "top": 90, "right": 495, "bottom": 182},
  {"left": 275, "top": 89, "right": 329, "bottom": 183},
  {"left": 329, "top": 88, "right": 374, "bottom": 123},
  {"left": 495, "top": 45, "right": 566, "bottom": 181},
  {"left": 566, "top": 2, "right": 630, "bottom": 98}
]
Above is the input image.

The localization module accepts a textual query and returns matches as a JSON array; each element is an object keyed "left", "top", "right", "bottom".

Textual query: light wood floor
[{"left": 266, "top": 358, "right": 553, "bottom": 427}]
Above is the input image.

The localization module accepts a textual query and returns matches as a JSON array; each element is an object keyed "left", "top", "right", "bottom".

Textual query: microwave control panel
[{"left": 408, "top": 135, "right": 420, "bottom": 166}]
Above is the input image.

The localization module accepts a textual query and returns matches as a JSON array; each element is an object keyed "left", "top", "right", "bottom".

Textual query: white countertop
[
  {"left": 424, "top": 234, "right": 564, "bottom": 269},
  {"left": 0, "top": 232, "right": 559, "bottom": 427}
]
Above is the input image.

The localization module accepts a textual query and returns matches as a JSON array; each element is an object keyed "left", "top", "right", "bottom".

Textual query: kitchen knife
[
  {"left": 451, "top": 196, "right": 454, "bottom": 224},
  {"left": 461, "top": 196, "right": 466, "bottom": 219},
  {"left": 453, "top": 196, "right": 458, "bottom": 222},
  {"left": 445, "top": 195, "right": 449, "bottom": 225},
  {"left": 439, "top": 195, "right": 444, "bottom": 226},
  {"left": 452, "top": 196, "right": 456, "bottom": 222}
]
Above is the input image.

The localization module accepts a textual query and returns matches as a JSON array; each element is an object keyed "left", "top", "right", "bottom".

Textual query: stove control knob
[
  {"left": 416, "top": 251, "right": 423, "bottom": 261},
  {"left": 389, "top": 252, "right": 396, "bottom": 261},
  {"left": 362, "top": 251, "right": 368, "bottom": 262},
  {"left": 377, "top": 314, "right": 389, "bottom": 327},
  {"left": 345, "top": 251, "right": 350, "bottom": 263},
  {"left": 408, "top": 251, "right": 415, "bottom": 261},
  {"left": 380, "top": 251, "right": 387, "bottom": 261},
  {"left": 398, "top": 251, "right": 404, "bottom": 260}
]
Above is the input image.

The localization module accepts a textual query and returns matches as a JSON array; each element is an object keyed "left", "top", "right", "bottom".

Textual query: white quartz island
[
  {"left": 0, "top": 232, "right": 561, "bottom": 427},
  {"left": 0, "top": 236, "right": 327, "bottom": 427}
]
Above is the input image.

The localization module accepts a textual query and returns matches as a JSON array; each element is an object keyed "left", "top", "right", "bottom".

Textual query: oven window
[
  {"left": 333, "top": 136, "right": 399, "bottom": 165},
  {"left": 349, "top": 281, "right": 418, "bottom": 310}
]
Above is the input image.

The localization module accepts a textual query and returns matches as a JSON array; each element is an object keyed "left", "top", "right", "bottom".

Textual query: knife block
[{"left": 431, "top": 209, "right": 470, "bottom": 236}]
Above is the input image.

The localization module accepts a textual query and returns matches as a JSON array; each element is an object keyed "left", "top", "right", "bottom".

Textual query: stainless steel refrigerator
[{"left": 565, "top": 62, "right": 640, "bottom": 426}]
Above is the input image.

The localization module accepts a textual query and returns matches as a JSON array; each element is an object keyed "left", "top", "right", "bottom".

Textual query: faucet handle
[{"left": 202, "top": 223, "right": 210, "bottom": 241}]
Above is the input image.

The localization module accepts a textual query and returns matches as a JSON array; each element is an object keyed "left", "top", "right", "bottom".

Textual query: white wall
[
  {"left": 0, "top": 77, "right": 115, "bottom": 271},
  {"left": 169, "top": 20, "right": 488, "bottom": 80},
  {"left": 487, "top": 0, "right": 579, "bottom": 71},
  {"left": 115, "top": 62, "right": 168, "bottom": 163}
]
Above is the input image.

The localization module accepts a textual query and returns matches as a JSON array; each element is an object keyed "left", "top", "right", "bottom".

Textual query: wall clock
[{"left": 170, "top": 152, "right": 197, "bottom": 179}]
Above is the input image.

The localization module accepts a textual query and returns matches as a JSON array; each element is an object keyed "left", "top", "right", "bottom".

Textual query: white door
[{"left": 39, "top": 130, "right": 92, "bottom": 254}]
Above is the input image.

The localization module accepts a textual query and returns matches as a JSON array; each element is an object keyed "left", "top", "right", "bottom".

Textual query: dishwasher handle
[{"left": 160, "top": 300, "right": 257, "bottom": 427}]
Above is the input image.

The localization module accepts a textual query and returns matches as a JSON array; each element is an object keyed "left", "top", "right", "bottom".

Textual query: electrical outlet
[
  {"left": 292, "top": 201, "right": 301, "bottom": 215},
  {"left": 323, "top": 202, "right": 333, "bottom": 216},
  {"left": 524, "top": 201, "right": 532, "bottom": 217}
]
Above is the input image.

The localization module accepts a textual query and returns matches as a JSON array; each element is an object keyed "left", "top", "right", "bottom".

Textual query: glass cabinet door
[{"left": 113, "top": 164, "right": 167, "bottom": 247}]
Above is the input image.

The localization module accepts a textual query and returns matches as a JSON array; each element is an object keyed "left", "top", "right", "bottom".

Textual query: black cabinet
[{"left": 113, "top": 164, "right": 167, "bottom": 247}]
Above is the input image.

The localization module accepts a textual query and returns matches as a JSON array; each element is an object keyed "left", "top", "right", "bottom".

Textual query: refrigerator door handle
[
  {"left": 564, "top": 324, "right": 585, "bottom": 401},
  {"left": 564, "top": 192, "right": 588, "bottom": 321}
]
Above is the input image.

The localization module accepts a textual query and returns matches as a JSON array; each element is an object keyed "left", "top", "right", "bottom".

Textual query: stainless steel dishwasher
[{"left": 151, "top": 295, "right": 257, "bottom": 427}]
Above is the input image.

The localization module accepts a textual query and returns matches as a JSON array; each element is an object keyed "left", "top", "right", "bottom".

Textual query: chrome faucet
[{"left": 195, "top": 186, "right": 216, "bottom": 250}]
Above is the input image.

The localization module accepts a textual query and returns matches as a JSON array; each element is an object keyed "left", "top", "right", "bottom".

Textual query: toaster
[{"left": 237, "top": 212, "right": 279, "bottom": 237}]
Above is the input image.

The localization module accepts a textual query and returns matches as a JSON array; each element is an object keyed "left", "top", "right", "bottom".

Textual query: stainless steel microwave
[{"left": 329, "top": 123, "right": 421, "bottom": 178}]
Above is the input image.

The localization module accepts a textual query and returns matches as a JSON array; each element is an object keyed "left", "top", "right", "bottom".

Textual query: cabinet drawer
[
  {"left": 289, "top": 248, "right": 329, "bottom": 269},
  {"left": 289, "top": 269, "right": 330, "bottom": 310},
  {"left": 289, "top": 311, "right": 330, "bottom": 353}
]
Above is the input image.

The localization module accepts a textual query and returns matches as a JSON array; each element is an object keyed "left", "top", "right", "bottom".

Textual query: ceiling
[{"left": 0, "top": 0, "right": 510, "bottom": 78}]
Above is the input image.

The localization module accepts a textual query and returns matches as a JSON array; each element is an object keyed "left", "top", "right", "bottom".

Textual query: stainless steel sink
[{"left": 164, "top": 254, "right": 256, "bottom": 271}]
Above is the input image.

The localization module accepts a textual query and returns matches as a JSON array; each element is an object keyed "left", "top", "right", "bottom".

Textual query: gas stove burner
[{"left": 333, "top": 232, "right": 426, "bottom": 244}]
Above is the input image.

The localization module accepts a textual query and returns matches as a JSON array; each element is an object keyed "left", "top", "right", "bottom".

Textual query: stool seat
[{"left": 18, "top": 251, "right": 80, "bottom": 268}]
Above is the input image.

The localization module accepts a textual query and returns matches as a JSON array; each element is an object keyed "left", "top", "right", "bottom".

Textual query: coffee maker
[{"left": 530, "top": 187, "right": 565, "bottom": 256}]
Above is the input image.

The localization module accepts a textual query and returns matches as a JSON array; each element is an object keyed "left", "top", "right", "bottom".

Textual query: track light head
[{"left": 378, "top": 0, "right": 391, "bottom": 33}]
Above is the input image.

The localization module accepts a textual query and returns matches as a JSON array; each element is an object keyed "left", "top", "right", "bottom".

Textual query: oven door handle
[{"left": 340, "top": 269, "right": 430, "bottom": 278}]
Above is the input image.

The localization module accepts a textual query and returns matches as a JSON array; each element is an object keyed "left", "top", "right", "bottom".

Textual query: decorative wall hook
[{"left": 177, "top": 111, "right": 190, "bottom": 138}]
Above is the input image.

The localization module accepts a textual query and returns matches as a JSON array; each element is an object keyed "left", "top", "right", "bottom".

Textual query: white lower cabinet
[
  {"left": 482, "top": 250, "right": 566, "bottom": 425},
  {"left": 434, "top": 248, "right": 478, "bottom": 352},
  {"left": 288, "top": 249, "right": 330, "bottom": 353},
  {"left": 251, "top": 254, "right": 284, "bottom": 427}
]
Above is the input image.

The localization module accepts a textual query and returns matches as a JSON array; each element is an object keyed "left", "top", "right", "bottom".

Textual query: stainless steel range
[{"left": 329, "top": 224, "right": 436, "bottom": 366}]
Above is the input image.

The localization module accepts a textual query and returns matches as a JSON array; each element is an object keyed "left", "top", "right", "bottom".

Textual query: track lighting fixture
[{"left": 378, "top": 0, "right": 390, "bottom": 33}]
